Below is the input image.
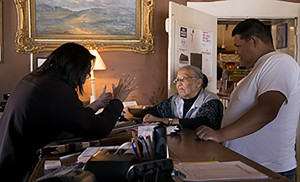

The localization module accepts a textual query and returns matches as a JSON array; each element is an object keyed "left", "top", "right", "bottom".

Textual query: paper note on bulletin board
[
  {"left": 178, "top": 26, "right": 203, "bottom": 66},
  {"left": 202, "top": 31, "right": 212, "bottom": 53},
  {"left": 177, "top": 26, "right": 213, "bottom": 79},
  {"left": 179, "top": 27, "right": 188, "bottom": 50},
  {"left": 179, "top": 26, "right": 189, "bottom": 66}
]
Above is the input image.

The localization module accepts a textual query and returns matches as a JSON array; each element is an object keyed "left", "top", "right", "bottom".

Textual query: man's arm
[{"left": 195, "top": 91, "right": 286, "bottom": 143}]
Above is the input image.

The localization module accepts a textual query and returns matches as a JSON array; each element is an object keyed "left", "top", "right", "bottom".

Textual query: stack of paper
[{"left": 174, "top": 161, "right": 268, "bottom": 181}]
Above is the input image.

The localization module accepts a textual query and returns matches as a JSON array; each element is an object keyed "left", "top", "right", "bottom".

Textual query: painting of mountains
[{"left": 35, "top": 0, "right": 136, "bottom": 35}]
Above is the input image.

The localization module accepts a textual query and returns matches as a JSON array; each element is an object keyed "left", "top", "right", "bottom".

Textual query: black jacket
[{"left": 0, "top": 70, "right": 123, "bottom": 181}]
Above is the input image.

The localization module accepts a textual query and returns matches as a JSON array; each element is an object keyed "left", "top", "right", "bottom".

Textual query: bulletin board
[
  {"left": 167, "top": 2, "right": 217, "bottom": 97},
  {"left": 177, "top": 26, "right": 213, "bottom": 79}
]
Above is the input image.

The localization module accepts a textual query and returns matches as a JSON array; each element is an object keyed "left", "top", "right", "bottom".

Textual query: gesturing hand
[
  {"left": 112, "top": 74, "right": 138, "bottom": 102},
  {"left": 88, "top": 85, "right": 112, "bottom": 111},
  {"left": 97, "top": 85, "right": 112, "bottom": 108}
]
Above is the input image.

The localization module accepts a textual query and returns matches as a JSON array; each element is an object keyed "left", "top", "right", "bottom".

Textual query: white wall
[
  {"left": 168, "top": 2, "right": 218, "bottom": 96},
  {"left": 188, "top": 0, "right": 299, "bottom": 18},
  {"left": 188, "top": 0, "right": 300, "bottom": 64}
]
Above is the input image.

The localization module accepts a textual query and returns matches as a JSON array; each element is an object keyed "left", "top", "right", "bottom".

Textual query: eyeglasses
[
  {"left": 173, "top": 77, "right": 193, "bottom": 84},
  {"left": 86, "top": 73, "right": 91, "bottom": 79}
]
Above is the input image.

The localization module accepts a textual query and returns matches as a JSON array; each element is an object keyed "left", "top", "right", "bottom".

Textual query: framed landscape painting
[
  {"left": 15, "top": 0, "right": 154, "bottom": 54},
  {"left": 0, "top": 1, "right": 2, "bottom": 64}
]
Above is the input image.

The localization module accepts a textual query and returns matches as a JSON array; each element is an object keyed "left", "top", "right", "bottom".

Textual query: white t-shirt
[{"left": 222, "top": 51, "right": 300, "bottom": 172}]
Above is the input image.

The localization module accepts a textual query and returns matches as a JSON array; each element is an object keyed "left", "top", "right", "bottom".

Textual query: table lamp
[{"left": 89, "top": 49, "right": 106, "bottom": 103}]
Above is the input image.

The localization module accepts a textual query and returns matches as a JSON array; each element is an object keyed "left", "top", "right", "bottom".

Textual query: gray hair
[{"left": 178, "top": 65, "right": 208, "bottom": 89}]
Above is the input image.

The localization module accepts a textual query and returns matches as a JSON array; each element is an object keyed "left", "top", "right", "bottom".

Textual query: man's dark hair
[
  {"left": 232, "top": 19, "right": 274, "bottom": 46},
  {"left": 33, "top": 42, "right": 95, "bottom": 94}
]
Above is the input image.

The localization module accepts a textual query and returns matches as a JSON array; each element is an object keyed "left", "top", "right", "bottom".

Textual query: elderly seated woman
[{"left": 143, "top": 65, "right": 223, "bottom": 130}]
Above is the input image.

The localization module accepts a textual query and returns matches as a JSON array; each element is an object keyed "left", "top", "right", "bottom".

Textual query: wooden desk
[
  {"left": 28, "top": 132, "right": 132, "bottom": 182},
  {"left": 29, "top": 128, "right": 288, "bottom": 181},
  {"left": 168, "top": 128, "right": 288, "bottom": 181}
]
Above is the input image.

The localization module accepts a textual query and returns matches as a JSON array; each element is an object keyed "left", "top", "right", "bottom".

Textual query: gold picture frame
[
  {"left": 14, "top": 0, "right": 154, "bottom": 54},
  {"left": 0, "top": 1, "right": 2, "bottom": 64}
]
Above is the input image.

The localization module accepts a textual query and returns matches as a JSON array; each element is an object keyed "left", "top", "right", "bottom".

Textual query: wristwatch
[{"left": 168, "top": 118, "right": 173, "bottom": 125}]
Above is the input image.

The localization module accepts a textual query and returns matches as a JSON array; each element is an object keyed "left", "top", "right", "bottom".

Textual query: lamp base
[{"left": 90, "top": 95, "right": 95, "bottom": 103}]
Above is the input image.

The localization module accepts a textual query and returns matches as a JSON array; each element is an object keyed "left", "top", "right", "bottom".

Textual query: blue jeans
[{"left": 278, "top": 168, "right": 296, "bottom": 180}]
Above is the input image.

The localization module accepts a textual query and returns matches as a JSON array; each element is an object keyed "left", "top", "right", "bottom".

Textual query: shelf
[{"left": 217, "top": 50, "right": 235, "bottom": 54}]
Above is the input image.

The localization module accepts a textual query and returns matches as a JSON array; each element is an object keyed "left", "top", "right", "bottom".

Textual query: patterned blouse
[{"left": 146, "top": 90, "right": 223, "bottom": 130}]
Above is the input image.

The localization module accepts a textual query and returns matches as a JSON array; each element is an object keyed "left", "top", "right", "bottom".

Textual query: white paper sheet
[{"left": 174, "top": 161, "right": 268, "bottom": 181}]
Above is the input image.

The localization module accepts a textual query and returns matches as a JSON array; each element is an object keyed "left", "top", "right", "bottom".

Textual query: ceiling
[{"left": 187, "top": 0, "right": 300, "bottom": 3}]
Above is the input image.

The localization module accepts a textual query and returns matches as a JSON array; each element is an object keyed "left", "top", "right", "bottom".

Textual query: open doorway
[
  {"left": 185, "top": 1, "right": 300, "bottom": 181},
  {"left": 217, "top": 18, "right": 297, "bottom": 58}
]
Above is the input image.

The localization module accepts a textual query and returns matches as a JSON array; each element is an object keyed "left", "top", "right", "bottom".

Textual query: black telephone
[
  {"left": 126, "top": 158, "right": 174, "bottom": 182},
  {"left": 152, "top": 125, "right": 167, "bottom": 160}
]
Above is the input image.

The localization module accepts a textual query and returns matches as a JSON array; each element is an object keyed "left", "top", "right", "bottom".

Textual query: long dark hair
[{"left": 32, "top": 42, "right": 95, "bottom": 94}]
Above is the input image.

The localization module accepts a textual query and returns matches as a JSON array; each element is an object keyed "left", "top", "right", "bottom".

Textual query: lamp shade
[{"left": 89, "top": 49, "right": 106, "bottom": 70}]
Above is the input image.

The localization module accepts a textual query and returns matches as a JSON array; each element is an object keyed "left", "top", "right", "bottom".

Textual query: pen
[
  {"left": 131, "top": 138, "right": 139, "bottom": 161},
  {"left": 134, "top": 137, "right": 142, "bottom": 161},
  {"left": 59, "top": 152, "right": 81, "bottom": 160},
  {"left": 131, "top": 137, "right": 142, "bottom": 162}
]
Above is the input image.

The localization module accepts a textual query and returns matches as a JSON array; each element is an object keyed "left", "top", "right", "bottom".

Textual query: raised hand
[
  {"left": 88, "top": 85, "right": 112, "bottom": 111},
  {"left": 112, "top": 74, "right": 138, "bottom": 102},
  {"left": 97, "top": 85, "right": 112, "bottom": 108}
]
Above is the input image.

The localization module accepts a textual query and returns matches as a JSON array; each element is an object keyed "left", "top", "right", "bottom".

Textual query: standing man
[{"left": 195, "top": 19, "right": 300, "bottom": 180}]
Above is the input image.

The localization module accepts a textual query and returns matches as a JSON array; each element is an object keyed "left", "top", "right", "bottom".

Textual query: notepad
[{"left": 174, "top": 161, "right": 268, "bottom": 181}]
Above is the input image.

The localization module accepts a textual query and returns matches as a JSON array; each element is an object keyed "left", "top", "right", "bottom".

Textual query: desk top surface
[
  {"left": 29, "top": 127, "right": 288, "bottom": 182},
  {"left": 168, "top": 128, "right": 288, "bottom": 181}
]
